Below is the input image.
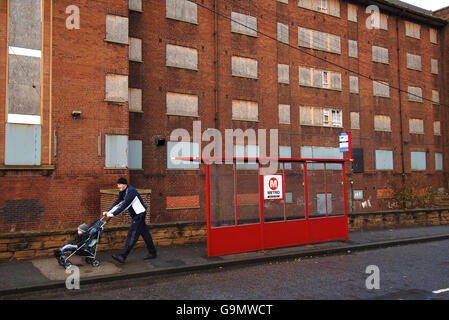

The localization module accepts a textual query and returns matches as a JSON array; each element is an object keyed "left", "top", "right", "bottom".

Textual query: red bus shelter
[{"left": 179, "top": 133, "right": 353, "bottom": 256}]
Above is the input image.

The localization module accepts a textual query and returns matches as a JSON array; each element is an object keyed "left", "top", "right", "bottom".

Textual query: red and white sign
[{"left": 263, "top": 175, "right": 284, "bottom": 200}]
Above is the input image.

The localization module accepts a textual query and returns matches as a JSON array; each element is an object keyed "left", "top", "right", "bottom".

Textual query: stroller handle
[{"left": 100, "top": 215, "right": 112, "bottom": 224}]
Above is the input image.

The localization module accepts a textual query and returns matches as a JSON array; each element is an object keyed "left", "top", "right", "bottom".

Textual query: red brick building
[{"left": 0, "top": 0, "right": 448, "bottom": 234}]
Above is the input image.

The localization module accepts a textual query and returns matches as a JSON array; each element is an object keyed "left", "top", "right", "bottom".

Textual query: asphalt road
[{"left": 4, "top": 239, "right": 449, "bottom": 301}]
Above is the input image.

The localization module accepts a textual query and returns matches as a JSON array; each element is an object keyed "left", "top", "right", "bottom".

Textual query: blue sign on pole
[{"left": 339, "top": 132, "right": 349, "bottom": 152}]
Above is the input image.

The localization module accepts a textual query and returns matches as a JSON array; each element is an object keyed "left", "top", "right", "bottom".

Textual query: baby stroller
[{"left": 58, "top": 217, "right": 109, "bottom": 269}]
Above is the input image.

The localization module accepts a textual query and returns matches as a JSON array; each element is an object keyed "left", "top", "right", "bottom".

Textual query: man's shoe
[
  {"left": 144, "top": 253, "right": 157, "bottom": 260},
  {"left": 112, "top": 254, "right": 126, "bottom": 263}
]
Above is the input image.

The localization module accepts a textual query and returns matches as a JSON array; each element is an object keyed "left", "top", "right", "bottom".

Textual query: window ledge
[
  {"left": 104, "top": 39, "right": 129, "bottom": 45},
  {"left": 130, "top": 59, "right": 143, "bottom": 63},
  {"left": 104, "top": 99, "right": 128, "bottom": 105},
  {"left": 232, "top": 118, "right": 259, "bottom": 123},
  {"left": 166, "top": 113, "right": 200, "bottom": 118},
  {"left": 299, "top": 84, "right": 342, "bottom": 92},
  {"left": 166, "top": 16, "right": 199, "bottom": 25},
  {"left": 0, "top": 165, "right": 55, "bottom": 171},
  {"left": 166, "top": 65, "right": 199, "bottom": 72},
  {"left": 232, "top": 74, "right": 258, "bottom": 80},
  {"left": 231, "top": 31, "right": 258, "bottom": 38}
]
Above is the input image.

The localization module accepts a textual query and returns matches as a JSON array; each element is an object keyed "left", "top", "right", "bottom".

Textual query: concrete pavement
[{"left": 2, "top": 225, "right": 449, "bottom": 297}]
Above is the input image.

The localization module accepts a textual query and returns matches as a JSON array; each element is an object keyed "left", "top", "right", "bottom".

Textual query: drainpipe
[{"left": 396, "top": 12, "right": 407, "bottom": 209}]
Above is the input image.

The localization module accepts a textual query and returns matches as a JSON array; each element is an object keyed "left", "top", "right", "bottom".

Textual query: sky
[{"left": 400, "top": 0, "right": 449, "bottom": 11}]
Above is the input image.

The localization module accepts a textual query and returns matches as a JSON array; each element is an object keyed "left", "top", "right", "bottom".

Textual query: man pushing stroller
[{"left": 103, "top": 177, "right": 157, "bottom": 264}]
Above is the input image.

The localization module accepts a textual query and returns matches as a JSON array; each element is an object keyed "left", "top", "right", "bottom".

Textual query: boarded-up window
[
  {"left": 299, "top": 66, "right": 312, "bottom": 87},
  {"left": 129, "top": 88, "right": 142, "bottom": 112},
  {"left": 277, "top": 22, "right": 289, "bottom": 44},
  {"left": 431, "top": 58, "right": 439, "bottom": 74},
  {"left": 434, "top": 121, "right": 441, "bottom": 136},
  {"left": 129, "top": 37, "right": 142, "bottom": 62},
  {"left": 411, "top": 151, "right": 426, "bottom": 171},
  {"left": 128, "top": 140, "right": 142, "bottom": 169},
  {"left": 105, "top": 74, "right": 128, "bottom": 102},
  {"left": 105, "top": 134, "right": 128, "bottom": 168},
  {"left": 348, "top": 40, "right": 358, "bottom": 58},
  {"left": 300, "top": 106, "right": 318, "bottom": 126},
  {"left": 374, "top": 115, "right": 391, "bottom": 132},
  {"left": 405, "top": 21, "right": 420, "bottom": 39},
  {"left": 167, "top": 141, "right": 200, "bottom": 169},
  {"left": 348, "top": 3, "right": 357, "bottom": 22},
  {"left": 5, "top": 123, "right": 41, "bottom": 165},
  {"left": 166, "top": 44, "right": 198, "bottom": 70},
  {"left": 349, "top": 76, "right": 359, "bottom": 94},
  {"left": 166, "top": 92, "right": 198, "bottom": 116},
  {"left": 430, "top": 28, "right": 438, "bottom": 44},
  {"left": 432, "top": 90, "right": 440, "bottom": 105},
  {"left": 298, "top": 27, "right": 341, "bottom": 54},
  {"left": 232, "top": 56, "right": 258, "bottom": 79},
  {"left": 279, "top": 146, "right": 292, "bottom": 170},
  {"left": 9, "top": 0, "right": 42, "bottom": 50},
  {"left": 372, "top": 45, "right": 389, "bottom": 64},
  {"left": 409, "top": 118, "right": 424, "bottom": 134},
  {"left": 279, "top": 104, "right": 290, "bottom": 124},
  {"left": 278, "top": 0, "right": 288, "bottom": 3},
  {"left": 370, "top": 13, "right": 388, "bottom": 30},
  {"left": 129, "top": 0, "right": 142, "bottom": 12},
  {"left": 300, "top": 106, "right": 342, "bottom": 127},
  {"left": 278, "top": 64, "right": 290, "bottom": 84},
  {"left": 299, "top": 66, "right": 341, "bottom": 90},
  {"left": 231, "top": 12, "right": 257, "bottom": 37},
  {"left": 375, "top": 150, "right": 393, "bottom": 170},
  {"left": 298, "top": 0, "right": 340, "bottom": 17},
  {"left": 373, "top": 81, "right": 390, "bottom": 98},
  {"left": 301, "top": 146, "right": 343, "bottom": 170},
  {"left": 106, "top": 15, "right": 129, "bottom": 44},
  {"left": 435, "top": 153, "right": 443, "bottom": 171},
  {"left": 234, "top": 145, "right": 259, "bottom": 170},
  {"left": 350, "top": 112, "right": 360, "bottom": 129},
  {"left": 7, "top": 53, "right": 41, "bottom": 124},
  {"left": 232, "top": 100, "right": 258, "bottom": 121},
  {"left": 166, "top": 0, "right": 198, "bottom": 24},
  {"left": 406, "top": 53, "right": 421, "bottom": 71},
  {"left": 8, "top": 0, "right": 42, "bottom": 125},
  {"left": 408, "top": 86, "right": 422, "bottom": 103}
]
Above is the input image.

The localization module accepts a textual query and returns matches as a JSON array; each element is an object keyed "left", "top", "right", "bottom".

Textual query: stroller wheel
[
  {"left": 91, "top": 260, "right": 100, "bottom": 267},
  {"left": 85, "top": 257, "right": 93, "bottom": 264},
  {"left": 58, "top": 257, "right": 65, "bottom": 267}
]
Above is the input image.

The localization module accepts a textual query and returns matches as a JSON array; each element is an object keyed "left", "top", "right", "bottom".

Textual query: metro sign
[{"left": 263, "top": 175, "right": 284, "bottom": 200}]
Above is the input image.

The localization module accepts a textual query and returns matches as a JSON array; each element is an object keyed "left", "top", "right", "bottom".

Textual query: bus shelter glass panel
[
  {"left": 326, "top": 162, "right": 345, "bottom": 216},
  {"left": 263, "top": 163, "right": 285, "bottom": 223},
  {"left": 284, "top": 162, "right": 306, "bottom": 220},
  {"left": 235, "top": 168, "right": 260, "bottom": 225},
  {"left": 209, "top": 164, "right": 236, "bottom": 227},
  {"left": 306, "top": 162, "right": 327, "bottom": 217}
]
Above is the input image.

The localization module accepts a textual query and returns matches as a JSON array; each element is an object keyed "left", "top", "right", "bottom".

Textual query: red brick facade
[{"left": 0, "top": 0, "right": 448, "bottom": 234}]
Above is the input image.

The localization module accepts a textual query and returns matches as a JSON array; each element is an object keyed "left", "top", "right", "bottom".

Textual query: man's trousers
[{"left": 120, "top": 213, "right": 157, "bottom": 258}]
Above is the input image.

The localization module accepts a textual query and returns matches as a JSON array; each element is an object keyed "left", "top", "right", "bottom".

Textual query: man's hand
[{"left": 103, "top": 211, "right": 114, "bottom": 218}]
